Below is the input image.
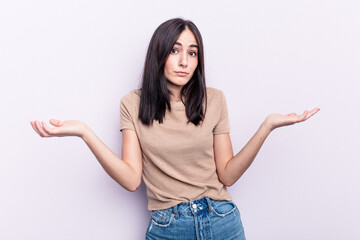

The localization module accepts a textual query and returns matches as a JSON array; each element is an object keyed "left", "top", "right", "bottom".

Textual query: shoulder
[
  {"left": 121, "top": 89, "right": 141, "bottom": 105},
  {"left": 120, "top": 89, "right": 141, "bottom": 116},
  {"left": 121, "top": 89, "right": 141, "bottom": 100},
  {"left": 206, "top": 87, "right": 226, "bottom": 103},
  {"left": 206, "top": 87, "right": 225, "bottom": 96}
]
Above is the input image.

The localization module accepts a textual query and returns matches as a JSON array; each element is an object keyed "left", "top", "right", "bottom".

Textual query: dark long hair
[{"left": 139, "top": 18, "right": 207, "bottom": 126}]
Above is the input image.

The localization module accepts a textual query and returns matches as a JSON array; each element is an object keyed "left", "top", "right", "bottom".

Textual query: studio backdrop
[{"left": 1, "top": 0, "right": 359, "bottom": 239}]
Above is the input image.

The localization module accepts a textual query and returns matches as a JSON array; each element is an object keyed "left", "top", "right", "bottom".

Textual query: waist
[{"left": 171, "top": 196, "right": 213, "bottom": 216}]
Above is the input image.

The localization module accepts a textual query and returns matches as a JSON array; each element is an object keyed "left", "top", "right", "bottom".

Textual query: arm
[
  {"left": 30, "top": 119, "right": 142, "bottom": 192},
  {"left": 82, "top": 128, "right": 142, "bottom": 192},
  {"left": 214, "top": 108, "right": 320, "bottom": 187}
]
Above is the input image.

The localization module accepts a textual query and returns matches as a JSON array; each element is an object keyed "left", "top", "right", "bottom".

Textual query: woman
[{"left": 30, "top": 18, "right": 319, "bottom": 239}]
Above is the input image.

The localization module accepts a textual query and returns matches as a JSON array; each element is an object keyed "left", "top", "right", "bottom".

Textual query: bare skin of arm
[
  {"left": 31, "top": 107, "right": 319, "bottom": 190},
  {"left": 30, "top": 119, "right": 142, "bottom": 192},
  {"left": 214, "top": 108, "right": 320, "bottom": 187}
]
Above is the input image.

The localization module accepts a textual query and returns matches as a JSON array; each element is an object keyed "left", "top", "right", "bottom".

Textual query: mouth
[{"left": 175, "top": 71, "right": 189, "bottom": 77}]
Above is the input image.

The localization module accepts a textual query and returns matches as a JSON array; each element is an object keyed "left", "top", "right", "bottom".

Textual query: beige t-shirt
[{"left": 120, "top": 87, "right": 232, "bottom": 210}]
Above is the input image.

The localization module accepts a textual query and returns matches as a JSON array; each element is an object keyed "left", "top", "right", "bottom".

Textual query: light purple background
[{"left": 1, "top": 0, "right": 359, "bottom": 239}]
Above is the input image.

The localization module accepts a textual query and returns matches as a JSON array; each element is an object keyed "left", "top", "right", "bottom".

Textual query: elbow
[
  {"left": 125, "top": 179, "right": 141, "bottom": 192},
  {"left": 219, "top": 176, "right": 235, "bottom": 187},
  {"left": 127, "top": 186, "right": 139, "bottom": 192},
  {"left": 222, "top": 180, "right": 235, "bottom": 188}
]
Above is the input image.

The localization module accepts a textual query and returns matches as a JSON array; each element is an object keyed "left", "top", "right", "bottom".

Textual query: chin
[{"left": 167, "top": 78, "right": 191, "bottom": 87}]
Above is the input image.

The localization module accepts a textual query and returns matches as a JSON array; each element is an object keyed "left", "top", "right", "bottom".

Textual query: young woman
[{"left": 30, "top": 18, "right": 319, "bottom": 240}]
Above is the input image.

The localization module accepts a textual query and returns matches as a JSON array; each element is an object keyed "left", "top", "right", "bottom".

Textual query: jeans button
[{"left": 192, "top": 204, "right": 197, "bottom": 209}]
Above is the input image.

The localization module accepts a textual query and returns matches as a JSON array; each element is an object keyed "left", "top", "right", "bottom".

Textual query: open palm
[
  {"left": 30, "top": 119, "right": 87, "bottom": 138},
  {"left": 265, "top": 107, "right": 320, "bottom": 131}
]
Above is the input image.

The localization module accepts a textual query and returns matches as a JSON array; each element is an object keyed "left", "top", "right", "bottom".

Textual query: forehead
[{"left": 176, "top": 28, "right": 197, "bottom": 45}]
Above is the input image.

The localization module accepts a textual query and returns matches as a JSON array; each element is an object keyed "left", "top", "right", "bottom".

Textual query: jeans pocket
[
  {"left": 210, "top": 200, "right": 238, "bottom": 217},
  {"left": 150, "top": 209, "right": 175, "bottom": 228}
]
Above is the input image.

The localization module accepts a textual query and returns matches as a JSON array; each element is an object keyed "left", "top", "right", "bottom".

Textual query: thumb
[{"left": 49, "top": 119, "right": 63, "bottom": 127}]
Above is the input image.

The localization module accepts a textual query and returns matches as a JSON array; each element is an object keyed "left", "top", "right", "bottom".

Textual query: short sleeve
[
  {"left": 120, "top": 92, "right": 135, "bottom": 131},
  {"left": 213, "top": 90, "right": 230, "bottom": 134}
]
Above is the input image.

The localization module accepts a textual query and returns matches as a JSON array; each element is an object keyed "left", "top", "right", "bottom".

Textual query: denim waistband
[{"left": 171, "top": 196, "right": 213, "bottom": 219}]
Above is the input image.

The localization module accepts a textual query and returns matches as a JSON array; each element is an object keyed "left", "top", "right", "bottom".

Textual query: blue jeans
[{"left": 145, "top": 197, "right": 246, "bottom": 240}]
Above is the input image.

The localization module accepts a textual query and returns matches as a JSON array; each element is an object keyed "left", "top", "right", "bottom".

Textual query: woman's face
[{"left": 164, "top": 28, "right": 199, "bottom": 91}]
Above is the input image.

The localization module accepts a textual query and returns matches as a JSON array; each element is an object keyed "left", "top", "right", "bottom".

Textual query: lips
[{"left": 175, "top": 71, "right": 189, "bottom": 77}]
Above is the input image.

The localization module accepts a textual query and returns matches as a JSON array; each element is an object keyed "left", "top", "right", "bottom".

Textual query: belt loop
[
  {"left": 205, "top": 197, "right": 212, "bottom": 213},
  {"left": 173, "top": 204, "right": 179, "bottom": 219}
]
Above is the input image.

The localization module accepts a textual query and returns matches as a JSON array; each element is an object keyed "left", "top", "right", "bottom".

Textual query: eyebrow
[{"left": 174, "top": 42, "right": 199, "bottom": 49}]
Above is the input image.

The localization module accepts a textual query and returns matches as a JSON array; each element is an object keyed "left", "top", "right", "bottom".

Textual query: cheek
[
  {"left": 164, "top": 61, "right": 170, "bottom": 73},
  {"left": 191, "top": 59, "right": 198, "bottom": 72},
  {"left": 164, "top": 59, "right": 175, "bottom": 80},
  {"left": 165, "top": 56, "right": 177, "bottom": 68}
]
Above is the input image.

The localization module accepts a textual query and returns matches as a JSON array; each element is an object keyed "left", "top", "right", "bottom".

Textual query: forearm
[
  {"left": 223, "top": 121, "right": 271, "bottom": 186},
  {"left": 81, "top": 127, "right": 139, "bottom": 191}
]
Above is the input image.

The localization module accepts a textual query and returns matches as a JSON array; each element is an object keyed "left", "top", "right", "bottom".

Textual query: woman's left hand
[{"left": 264, "top": 107, "right": 320, "bottom": 131}]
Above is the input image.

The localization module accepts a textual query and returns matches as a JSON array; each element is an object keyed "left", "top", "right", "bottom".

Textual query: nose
[{"left": 179, "top": 52, "right": 188, "bottom": 68}]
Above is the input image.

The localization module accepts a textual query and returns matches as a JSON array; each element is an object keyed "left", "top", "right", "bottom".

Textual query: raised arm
[
  {"left": 214, "top": 108, "right": 320, "bottom": 187},
  {"left": 30, "top": 119, "right": 142, "bottom": 192}
]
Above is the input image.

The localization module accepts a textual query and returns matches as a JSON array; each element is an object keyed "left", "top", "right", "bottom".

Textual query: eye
[
  {"left": 171, "top": 48, "right": 179, "bottom": 54},
  {"left": 189, "top": 51, "right": 197, "bottom": 57}
]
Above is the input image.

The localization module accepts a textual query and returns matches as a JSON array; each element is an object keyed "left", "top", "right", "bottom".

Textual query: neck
[{"left": 167, "top": 82, "right": 183, "bottom": 102}]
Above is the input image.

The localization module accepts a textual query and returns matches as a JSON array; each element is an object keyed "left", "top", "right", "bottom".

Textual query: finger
[
  {"left": 287, "top": 113, "right": 297, "bottom": 116},
  {"left": 35, "top": 121, "right": 47, "bottom": 137},
  {"left": 30, "top": 121, "right": 42, "bottom": 136},
  {"left": 35, "top": 120, "right": 50, "bottom": 137},
  {"left": 49, "top": 119, "right": 63, "bottom": 127},
  {"left": 42, "top": 121, "right": 60, "bottom": 136},
  {"left": 41, "top": 121, "right": 53, "bottom": 135},
  {"left": 304, "top": 107, "right": 320, "bottom": 120},
  {"left": 33, "top": 121, "right": 44, "bottom": 137},
  {"left": 310, "top": 107, "right": 320, "bottom": 115},
  {"left": 297, "top": 110, "right": 308, "bottom": 122}
]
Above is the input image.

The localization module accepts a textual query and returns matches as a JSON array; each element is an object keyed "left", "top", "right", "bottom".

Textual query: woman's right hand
[{"left": 30, "top": 119, "right": 89, "bottom": 138}]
